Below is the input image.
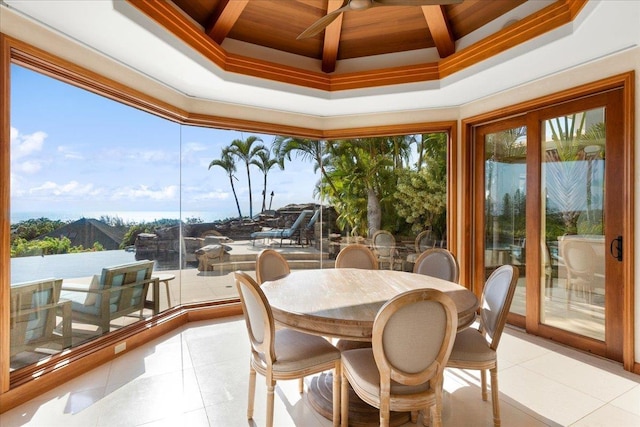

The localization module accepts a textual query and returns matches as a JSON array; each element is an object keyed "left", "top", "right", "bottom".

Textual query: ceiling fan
[{"left": 297, "top": 0, "right": 463, "bottom": 40}]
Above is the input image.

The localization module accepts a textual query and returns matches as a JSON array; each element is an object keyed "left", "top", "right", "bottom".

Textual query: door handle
[{"left": 610, "top": 235, "right": 623, "bottom": 262}]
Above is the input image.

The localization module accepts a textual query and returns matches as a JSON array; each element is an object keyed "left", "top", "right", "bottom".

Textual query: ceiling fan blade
[
  {"left": 374, "top": 0, "right": 463, "bottom": 5},
  {"left": 297, "top": 6, "right": 349, "bottom": 40}
]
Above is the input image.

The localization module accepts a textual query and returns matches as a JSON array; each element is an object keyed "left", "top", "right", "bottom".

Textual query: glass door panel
[
  {"left": 484, "top": 127, "right": 527, "bottom": 316},
  {"left": 540, "top": 107, "right": 606, "bottom": 340}
]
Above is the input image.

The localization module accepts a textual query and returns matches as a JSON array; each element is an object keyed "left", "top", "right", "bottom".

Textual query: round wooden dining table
[
  {"left": 261, "top": 268, "right": 479, "bottom": 426},
  {"left": 261, "top": 268, "right": 479, "bottom": 341}
]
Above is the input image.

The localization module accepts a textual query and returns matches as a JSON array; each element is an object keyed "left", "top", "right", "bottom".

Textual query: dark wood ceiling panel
[
  {"left": 447, "top": 0, "right": 526, "bottom": 39},
  {"left": 338, "top": 6, "right": 433, "bottom": 59},
  {"left": 172, "top": 0, "right": 220, "bottom": 27}
]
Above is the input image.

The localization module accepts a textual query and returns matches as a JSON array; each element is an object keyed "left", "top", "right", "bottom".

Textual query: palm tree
[
  {"left": 251, "top": 149, "right": 283, "bottom": 212},
  {"left": 209, "top": 148, "right": 243, "bottom": 218},
  {"left": 272, "top": 136, "right": 341, "bottom": 202},
  {"left": 227, "top": 136, "right": 266, "bottom": 218}
]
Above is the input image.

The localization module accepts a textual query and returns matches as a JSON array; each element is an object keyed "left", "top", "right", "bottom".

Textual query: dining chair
[
  {"left": 446, "top": 264, "right": 519, "bottom": 427},
  {"left": 335, "top": 243, "right": 379, "bottom": 270},
  {"left": 256, "top": 249, "right": 291, "bottom": 284},
  {"left": 371, "top": 230, "right": 402, "bottom": 270},
  {"left": 559, "top": 238, "right": 602, "bottom": 306},
  {"left": 341, "top": 288, "right": 458, "bottom": 427},
  {"left": 234, "top": 271, "right": 342, "bottom": 427},
  {"left": 412, "top": 248, "right": 460, "bottom": 283}
]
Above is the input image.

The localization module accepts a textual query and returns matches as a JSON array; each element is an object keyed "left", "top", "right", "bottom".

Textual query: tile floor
[{"left": 2, "top": 316, "right": 639, "bottom": 427}]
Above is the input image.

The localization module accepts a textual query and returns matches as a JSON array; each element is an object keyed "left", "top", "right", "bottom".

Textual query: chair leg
[
  {"left": 266, "top": 380, "right": 275, "bottom": 427},
  {"left": 247, "top": 365, "right": 256, "bottom": 419},
  {"left": 432, "top": 388, "right": 443, "bottom": 427},
  {"left": 298, "top": 377, "right": 304, "bottom": 393},
  {"left": 490, "top": 366, "right": 501, "bottom": 427},
  {"left": 333, "top": 362, "right": 341, "bottom": 427},
  {"left": 341, "top": 369, "right": 349, "bottom": 427},
  {"left": 481, "top": 369, "right": 488, "bottom": 401}
]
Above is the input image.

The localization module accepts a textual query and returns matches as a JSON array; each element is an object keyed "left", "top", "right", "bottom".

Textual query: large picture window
[{"left": 7, "top": 64, "right": 452, "bottom": 373}]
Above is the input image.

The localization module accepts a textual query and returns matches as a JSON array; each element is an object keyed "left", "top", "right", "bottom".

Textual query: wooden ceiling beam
[
  {"left": 422, "top": 5, "right": 455, "bottom": 58},
  {"left": 206, "top": 0, "right": 249, "bottom": 45},
  {"left": 322, "top": 0, "right": 345, "bottom": 74}
]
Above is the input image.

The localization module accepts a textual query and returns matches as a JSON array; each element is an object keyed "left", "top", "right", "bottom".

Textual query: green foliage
[
  {"left": 11, "top": 217, "right": 68, "bottom": 241},
  {"left": 11, "top": 236, "right": 103, "bottom": 257},
  {"left": 393, "top": 168, "right": 447, "bottom": 238}
]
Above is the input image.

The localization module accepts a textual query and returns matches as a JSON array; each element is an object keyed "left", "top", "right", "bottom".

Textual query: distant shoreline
[{"left": 10, "top": 210, "right": 235, "bottom": 224}]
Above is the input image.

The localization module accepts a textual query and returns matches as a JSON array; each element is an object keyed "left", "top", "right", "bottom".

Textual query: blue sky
[{"left": 10, "top": 64, "right": 320, "bottom": 223}]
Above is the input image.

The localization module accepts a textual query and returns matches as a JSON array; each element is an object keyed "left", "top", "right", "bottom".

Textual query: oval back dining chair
[
  {"left": 256, "top": 249, "right": 291, "bottom": 284},
  {"left": 446, "top": 264, "right": 519, "bottom": 427},
  {"left": 560, "top": 238, "right": 602, "bottom": 306},
  {"left": 234, "top": 271, "right": 342, "bottom": 427},
  {"left": 371, "top": 230, "right": 402, "bottom": 270},
  {"left": 341, "top": 288, "right": 458, "bottom": 427},
  {"left": 413, "top": 248, "right": 460, "bottom": 283},
  {"left": 335, "top": 243, "right": 379, "bottom": 270}
]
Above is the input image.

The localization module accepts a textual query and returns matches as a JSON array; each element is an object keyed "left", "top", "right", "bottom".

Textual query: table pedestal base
[{"left": 307, "top": 372, "right": 410, "bottom": 427}]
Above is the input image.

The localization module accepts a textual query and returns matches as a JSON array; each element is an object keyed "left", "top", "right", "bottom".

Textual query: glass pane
[
  {"left": 541, "top": 108, "right": 605, "bottom": 340},
  {"left": 484, "top": 127, "right": 527, "bottom": 315},
  {"left": 8, "top": 62, "right": 452, "bottom": 372},
  {"left": 10, "top": 64, "right": 180, "bottom": 369}
]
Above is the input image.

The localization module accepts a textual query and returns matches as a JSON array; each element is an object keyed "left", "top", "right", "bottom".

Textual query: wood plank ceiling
[{"left": 128, "top": 0, "right": 587, "bottom": 91}]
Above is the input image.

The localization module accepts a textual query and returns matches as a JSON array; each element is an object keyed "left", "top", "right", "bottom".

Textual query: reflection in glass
[
  {"left": 484, "top": 127, "right": 527, "bottom": 315},
  {"left": 541, "top": 108, "right": 605, "bottom": 340}
]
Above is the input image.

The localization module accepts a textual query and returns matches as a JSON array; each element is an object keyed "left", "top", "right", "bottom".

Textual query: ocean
[{"left": 10, "top": 210, "right": 236, "bottom": 224}]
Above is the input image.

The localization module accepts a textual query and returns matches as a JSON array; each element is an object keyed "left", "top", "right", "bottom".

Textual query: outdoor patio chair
[
  {"left": 559, "top": 238, "right": 604, "bottom": 307},
  {"left": 341, "top": 289, "right": 458, "bottom": 427},
  {"left": 250, "top": 210, "right": 313, "bottom": 247},
  {"left": 60, "top": 260, "right": 157, "bottom": 334},
  {"left": 10, "top": 278, "right": 72, "bottom": 358},
  {"left": 302, "top": 209, "right": 320, "bottom": 246}
]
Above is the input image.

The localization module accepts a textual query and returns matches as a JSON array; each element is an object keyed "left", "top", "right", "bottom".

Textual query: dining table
[{"left": 261, "top": 268, "right": 479, "bottom": 426}]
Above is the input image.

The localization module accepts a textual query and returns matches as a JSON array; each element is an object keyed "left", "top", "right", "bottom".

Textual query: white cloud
[
  {"left": 10, "top": 127, "right": 47, "bottom": 160},
  {"left": 193, "top": 190, "right": 230, "bottom": 201},
  {"left": 29, "top": 180, "right": 100, "bottom": 197},
  {"left": 15, "top": 160, "right": 42, "bottom": 174},
  {"left": 57, "top": 145, "right": 84, "bottom": 160},
  {"left": 111, "top": 185, "right": 178, "bottom": 201}
]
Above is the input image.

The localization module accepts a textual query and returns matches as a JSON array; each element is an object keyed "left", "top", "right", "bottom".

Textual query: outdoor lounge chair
[
  {"left": 10, "top": 278, "right": 72, "bottom": 358},
  {"left": 60, "top": 260, "right": 156, "bottom": 334},
  {"left": 250, "top": 210, "right": 313, "bottom": 247}
]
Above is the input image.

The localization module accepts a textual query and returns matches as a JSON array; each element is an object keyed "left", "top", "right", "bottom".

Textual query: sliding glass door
[{"left": 473, "top": 89, "right": 626, "bottom": 361}]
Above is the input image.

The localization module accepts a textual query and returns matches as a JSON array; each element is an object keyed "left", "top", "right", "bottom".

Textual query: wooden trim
[
  {"left": 448, "top": 124, "right": 458, "bottom": 276},
  {"left": 621, "top": 71, "right": 635, "bottom": 372},
  {"left": 0, "top": 34, "right": 11, "bottom": 395},
  {"left": 1, "top": 301, "right": 242, "bottom": 412},
  {"left": 126, "top": 0, "right": 587, "bottom": 92},
  {"left": 439, "top": 0, "right": 587, "bottom": 78},
  {"left": 462, "top": 72, "right": 635, "bottom": 369},
  {"left": 459, "top": 122, "right": 472, "bottom": 289}
]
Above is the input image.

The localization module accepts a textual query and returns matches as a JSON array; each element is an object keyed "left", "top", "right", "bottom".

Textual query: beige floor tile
[
  {"left": 610, "top": 385, "right": 640, "bottom": 417},
  {"left": 499, "top": 365, "right": 605, "bottom": 426},
  {"left": 570, "top": 403, "right": 640, "bottom": 427}
]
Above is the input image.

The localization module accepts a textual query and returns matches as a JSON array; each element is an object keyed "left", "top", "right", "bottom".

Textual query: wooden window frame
[
  {"left": 460, "top": 71, "right": 636, "bottom": 372},
  {"left": 0, "top": 34, "right": 458, "bottom": 410}
]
